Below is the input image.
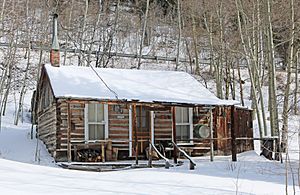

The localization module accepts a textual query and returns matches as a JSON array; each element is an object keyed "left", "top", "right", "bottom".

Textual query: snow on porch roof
[{"left": 44, "top": 64, "right": 238, "bottom": 106}]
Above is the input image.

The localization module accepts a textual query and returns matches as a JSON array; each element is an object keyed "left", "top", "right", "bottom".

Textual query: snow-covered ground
[
  {"left": 0, "top": 93, "right": 299, "bottom": 194},
  {"left": 0, "top": 94, "right": 55, "bottom": 167},
  {"left": 0, "top": 151, "right": 299, "bottom": 194}
]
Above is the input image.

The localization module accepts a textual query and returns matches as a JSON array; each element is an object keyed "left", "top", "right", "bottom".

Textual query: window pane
[
  {"left": 176, "top": 125, "right": 190, "bottom": 141},
  {"left": 181, "top": 107, "right": 189, "bottom": 123},
  {"left": 88, "top": 104, "right": 96, "bottom": 122},
  {"left": 175, "top": 107, "right": 181, "bottom": 123},
  {"left": 176, "top": 107, "right": 189, "bottom": 123},
  {"left": 89, "top": 124, "right": 104, "bottom": 140},
  {"left": 96, "top": 104, "right": 104, "bottom": 122}
]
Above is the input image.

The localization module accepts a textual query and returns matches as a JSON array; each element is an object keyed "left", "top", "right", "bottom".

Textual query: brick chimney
[{"left": 50, "top": 14, "right": 60, "bottom": 67}]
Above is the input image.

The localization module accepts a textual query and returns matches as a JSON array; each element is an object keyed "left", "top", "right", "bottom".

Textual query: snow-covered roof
[{"left": 44, "top": 64, "right": 238, "bottom": 106}]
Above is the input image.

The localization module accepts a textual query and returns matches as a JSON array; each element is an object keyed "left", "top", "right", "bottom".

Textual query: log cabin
[
  {"left": 32, "top": 63, "right": 254, "bottom": 162},
  {"left": 32, "top": 14, "right": 253, "bottom": 162}
]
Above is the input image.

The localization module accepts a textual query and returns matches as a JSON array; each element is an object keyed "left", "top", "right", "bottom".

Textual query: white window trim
[
  {"left": 150, "top": 111, "right": 155, "bottom": 145},
  {"left": 175, "top": 107, "right": 193, "bottom": 143},
  {"left": 84, "top": 103, "right": 109, "bottom": 142}
]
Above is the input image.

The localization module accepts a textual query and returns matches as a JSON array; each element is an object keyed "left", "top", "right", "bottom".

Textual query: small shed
[{"left": 33, "top": 64, "right": 253, "bottom": 162}]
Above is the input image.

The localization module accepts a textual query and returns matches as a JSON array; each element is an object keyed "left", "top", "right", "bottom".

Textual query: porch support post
[
  {"left": 132, "top": 103, "right": 138, "bottom": 165},
  {"left": 67, "top": 101, "right": 72, "bottom": 163},
  {"left": 148, "top": 111, "right": 154, "bottom": 167},
  {"left": 150, "top": 111, "right": 154, "bottom": 145},
  {"left": 129, "top": 105, "right": 133, "bottom": 156},
  {"left": 210, "top": 107, "right": 214, "bottom": 162},
  {"left": 171, "top": 106, "right": 177, "bottom": 164},
  {"left": 231, "top": 105, "right": 237, "bottom": 162}
]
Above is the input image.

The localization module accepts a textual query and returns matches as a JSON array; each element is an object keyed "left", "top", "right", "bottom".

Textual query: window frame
[
  {"left": 175, "top": 107, "right": 193, "bottom": 143},
  {"left": 84, "top": 103, "right": 108, "bottom": 141}
]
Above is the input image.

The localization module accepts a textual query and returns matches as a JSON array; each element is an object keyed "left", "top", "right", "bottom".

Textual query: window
[
  {"left": 85, "top": 103, "right": 108, "bottom": 141},
  {"left": 175, "top": 107, "right": 193, "bottom": 142},
  {"left": 136, "top": 106, "right": 149, "bottom": 132}
]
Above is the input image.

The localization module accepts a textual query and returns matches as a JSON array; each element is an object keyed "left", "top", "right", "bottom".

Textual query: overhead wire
[{"left": 89, "top": 65, "right": 119, "bottom": 100}]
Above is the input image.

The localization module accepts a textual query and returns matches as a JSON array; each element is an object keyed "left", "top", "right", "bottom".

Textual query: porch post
[
  {"left": 148, "top": 111, "right": 154, "bottom": 167},
  {"left": 132, "top": 103, "right": 138, "bottom": 165},
  {"left": 150, "top": 111, "right": 154, "bottom": 145},
  {"left": 129, "top": 105, "right": 133, "bottom": 156},
  {"left": 67, "top": 101, "right": 72, "bottom": 163},
  {"left": 171, "top": 106, "right": 177, "bottom": 164},
  {"left": 210, "top": 107, "right": 214, "bottom": 162},
  {"left": 231, "top": 105, "right": 237, "bottom": 162}
]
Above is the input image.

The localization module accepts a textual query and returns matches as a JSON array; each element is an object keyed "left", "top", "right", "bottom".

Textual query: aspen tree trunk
[
  {"left": 237, "top": 0, "right": 268, "bottom": 136},
  {"left": 184, "top": 39, "right": 193, "bottom": 72},
  {"left": 191, "top": 15, "right": 199, "bottom": 75},
  {"left": 78, "top": 0, "right": 89, "bottom": 66},
  {"left": 237, "top": 58, "right": 245, "bottom": 106},
  {"left": 281, "top": 0, "right": 295, "bottom": 151},
  {"left": 216, "top": 2, "right": 224, "bottom": 99},
  {"left": 243, "top": 1, "right": 268, "bottom": 136},
  {"left": 235, "top": 0, "right": 263, "bottom": 137},
  {"left": 175, "top": 0, "right": 181, "bottom": 71},
  {"left": 15, "top": 47, "right": 31, "bottom": 125},
  {"left": 15, "top": 0, "right": 32, "bottom": 125},
  {"left": 0, "top": 0, "right": 6, "bottom": 30},
  {"left": 203, "top": 13, "right": 222, "bottom": 98},
  {"left": 266, "top": 0, "right": 279, "bottom": 137},
  {"left": 103, "top": 0, "right": 120, "bottom": 68},
  {"left": 1, "top": 41, "right": 17, "bottom": 116},
  {"left": 225, "top": 58, "right": 230, "bottom": 100},
  {"left": 230, "top": 61, "right": 236, "bottom": 100},
  {"left": 137, "top": 0, "right": 150, "bottom": 69},
  {"left": 204, "top": 14, "right": 214, "bottom": 74},
  {"left": 63, "top": 0, "right": 74, "bottom": 66},
  {"left": 294, "top": 50, "right": 299, "bottom": 115},
  {"left": 90, "top": 0, "right": 102, "bottom": 67}
]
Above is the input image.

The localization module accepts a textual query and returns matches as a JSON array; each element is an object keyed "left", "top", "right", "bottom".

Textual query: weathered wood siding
[
  {"left": 214, "top": 106, "right": 231, "bottom": 154},
  {"left": 56, "top": 100, "right": 85, "bottom": 154},
  {"left": 192, "top": 107, "right": 211, "bottom": 153},
  {"left": 234, "top": 107, "right": 254, "bottom": 153},
  {"left": 108, "top": 104, "right": 129, "bottom": 149},
  {"left": 213, "top": 106, "right": 254, "bottom": 154},
  {"left": 37, "top": 72, "right": 57, "bottom": 157},
  {"left": 37, "top": 104, "right": 57, "bottom": 156},
  {"left": 154, "top": 108, "right": 172, "bottom": 141}
]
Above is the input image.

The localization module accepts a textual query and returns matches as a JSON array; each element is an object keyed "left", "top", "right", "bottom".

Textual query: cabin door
[{"left": 133, "top": 106, "right": 151, "bottom": 155}]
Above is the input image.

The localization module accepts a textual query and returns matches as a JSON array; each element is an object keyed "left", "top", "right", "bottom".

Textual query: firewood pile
[{"left": 77, "top": 149, "right": 101, "bottom": 162}]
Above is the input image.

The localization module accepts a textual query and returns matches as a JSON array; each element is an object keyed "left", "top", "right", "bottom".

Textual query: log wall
[
  {"left": 154, "top": 108, "right": 172, "bottom": 142},
  {"left": 56, "top": 100, "right": 85, "bottom": 154},
  {"left": 37, "top": 94, "right": 253, "bottom": 161},
  {"left": 37, "top": 73, "right": 57, "bottom": 157},
  {"left": 37, "top": 103, "right": 57, "bottom": 156},
  {"left": 108, "top": 104, "right": 129, "bottom": 149}
]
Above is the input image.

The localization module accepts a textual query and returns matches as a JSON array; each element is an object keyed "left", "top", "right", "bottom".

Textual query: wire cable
[{"left": 89, "top": 65, "right": 119, "bottom": 100}]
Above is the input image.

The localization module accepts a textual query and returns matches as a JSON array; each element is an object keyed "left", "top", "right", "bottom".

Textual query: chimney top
[{"left": 50, "top": 13, "right": 60, "bottom": 67}]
